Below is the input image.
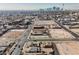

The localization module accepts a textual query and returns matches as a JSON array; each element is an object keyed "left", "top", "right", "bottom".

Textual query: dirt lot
[
  {"left": 0, "top": 29, "right": 25, "bottom": 46},
  {"left": 70, "top": 29, "right": 79, "bottom": 35},
  {"left": 55, "top": 41, "right": 79, "bottom": 55},
  {"left": 49, "top": 29, "right": 75, "bottom": 40}
]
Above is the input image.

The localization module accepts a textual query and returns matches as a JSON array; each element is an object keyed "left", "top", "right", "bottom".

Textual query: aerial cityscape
[{"left": 0, "top": 3, "right": 79, "bottom": 55}]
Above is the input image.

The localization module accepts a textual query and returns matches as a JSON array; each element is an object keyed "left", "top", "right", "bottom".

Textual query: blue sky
[{"left": 0, "top": 3, "right": 79, "bottom": 10}]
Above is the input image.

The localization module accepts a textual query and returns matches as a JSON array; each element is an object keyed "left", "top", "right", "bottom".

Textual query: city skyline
[{"left": 0, "top": 3, "right": 79, "bottom": 10}]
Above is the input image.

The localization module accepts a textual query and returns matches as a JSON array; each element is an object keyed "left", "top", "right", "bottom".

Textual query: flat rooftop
[
  {"left": 31, "top": 35, "right": 50, "bottom": 40},
  {"left": 22, "top": 41, "right": 54, "bottom": 55},
  {"left": 34, "top": 20, "right": 57, "bottom": 25}
]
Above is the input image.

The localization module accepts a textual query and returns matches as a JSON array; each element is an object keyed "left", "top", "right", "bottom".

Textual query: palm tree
[
  {"left": 53, "top": 6, "right": 56, "bottom": 11},
  {"left": 56, "top": 7, "right": 60, "bottom": 11}
]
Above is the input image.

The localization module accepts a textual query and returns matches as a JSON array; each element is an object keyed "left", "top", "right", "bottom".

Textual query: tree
[
  {"left": 53, "top": 6, "right": 56, "bottom": 11},
  {"left": 56, "top": 7, "right": 60, "bottom": 11}
]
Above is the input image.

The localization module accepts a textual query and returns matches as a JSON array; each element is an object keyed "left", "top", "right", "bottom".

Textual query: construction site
[{"left": 0, "top": 4, "right": 79, "bottom": 55}]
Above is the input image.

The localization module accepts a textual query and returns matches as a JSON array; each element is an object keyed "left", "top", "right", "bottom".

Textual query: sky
[{"left": 0, "top": 3, "right": 79, "bottom": 10}]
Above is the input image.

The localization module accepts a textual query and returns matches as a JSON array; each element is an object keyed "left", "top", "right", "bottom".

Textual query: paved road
[
  {"left": 11, "top": 19, "right": 35, "bottom": 55},
  {"left": 54, "top": 19, "right": 79, "bottom": 40}
]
